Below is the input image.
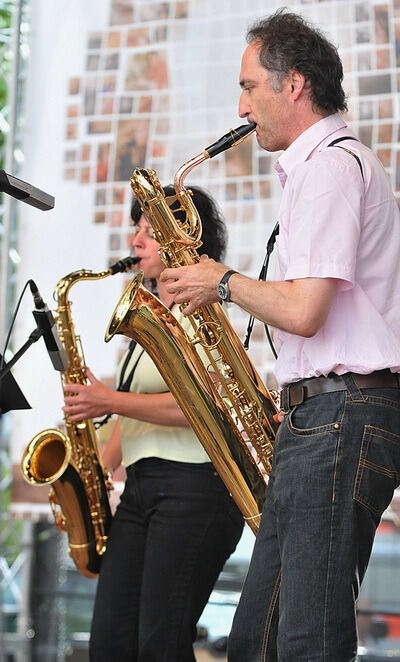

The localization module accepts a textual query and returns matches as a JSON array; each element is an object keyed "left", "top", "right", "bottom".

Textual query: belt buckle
[{"left": 289, "top": 383, "right": 305, "bottom": 407}]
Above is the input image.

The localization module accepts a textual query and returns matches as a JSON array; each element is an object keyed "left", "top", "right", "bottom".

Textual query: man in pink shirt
[{"left": 161, "top": 9, "right": 400, "bottom": 662}]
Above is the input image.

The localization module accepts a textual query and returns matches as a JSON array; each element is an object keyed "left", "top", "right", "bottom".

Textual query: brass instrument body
[
  {"left": 21, "top": 258, "right": 134, "bottom": 577},
  {"left": 107, "top": 274, "right": 266, "bottom": 531},
  {"left": 107, "top": 126, "right": 278, "bottom": 534}
]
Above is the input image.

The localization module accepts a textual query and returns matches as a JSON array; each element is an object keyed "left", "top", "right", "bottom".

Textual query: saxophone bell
[{"left": 21, "top": 428, "right": 71, "bottom": 485}]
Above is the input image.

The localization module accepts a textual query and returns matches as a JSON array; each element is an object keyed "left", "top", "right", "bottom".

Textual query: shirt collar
[{"left": 274, "top": 113, "right": 348, "bottom": 187}]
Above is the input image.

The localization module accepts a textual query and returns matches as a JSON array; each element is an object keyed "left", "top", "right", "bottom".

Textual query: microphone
[
  {"left": 0, "top": 170, "right": 55, "bottom": 211},
  {"left": 29, "top": 281, "right": 68, "bottom": 372}
]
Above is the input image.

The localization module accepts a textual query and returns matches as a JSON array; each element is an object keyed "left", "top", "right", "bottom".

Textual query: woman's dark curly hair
[
  {"left": 247, "top": 8, "right": 347, "bottom": 114},
  {"left": 130, "top": 185, "right": 227, "bottom": 261}
]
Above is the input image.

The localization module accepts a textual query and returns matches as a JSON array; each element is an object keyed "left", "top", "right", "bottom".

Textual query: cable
[
  {"left": 0, "top": 279, "right": 35, "bottom": 373},
  {"left": 243, "top": 223, "right": 279, "bottom": 359}
]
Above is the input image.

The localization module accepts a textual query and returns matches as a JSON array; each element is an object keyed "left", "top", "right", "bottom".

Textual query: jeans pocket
[
  {"left": 286, "top": 392, "right": 343, "bottom": 436},
  {"left": 353, "top": 425, "right": 400, "bottom": 518}
]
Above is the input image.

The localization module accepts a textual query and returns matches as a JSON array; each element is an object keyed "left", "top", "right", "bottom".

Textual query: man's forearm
[{"left": 228, "top": 273, "right": 338, "bottom": 337}]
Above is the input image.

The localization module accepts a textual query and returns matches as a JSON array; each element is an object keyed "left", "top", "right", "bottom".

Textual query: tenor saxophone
[
  {"left": 21, "top": 257, "right": 135, "bottom": 577},
  {"left": 105, "top": 125, "right": 279, "bottom": 534}
]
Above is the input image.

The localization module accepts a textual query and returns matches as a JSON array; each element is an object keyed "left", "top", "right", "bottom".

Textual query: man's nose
[{"left": 238, "top": 92, "right": 250, "bottom": 119}]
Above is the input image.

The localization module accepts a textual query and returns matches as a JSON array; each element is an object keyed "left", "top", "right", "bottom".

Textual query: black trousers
[{"left": 90, "top": 457, "right": 244, "bottom": 662}]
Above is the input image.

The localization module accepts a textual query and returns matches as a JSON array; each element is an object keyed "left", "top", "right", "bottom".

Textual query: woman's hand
[
  {"left": 63, "top": 368, "right": 113, "bottom": 422},
  {"left": 273, "top": 411, "right": 285, "bottom": 424}
]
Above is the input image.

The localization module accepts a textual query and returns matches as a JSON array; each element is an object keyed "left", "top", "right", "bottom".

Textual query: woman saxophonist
[{"left": 63, "top": 185, "right": 244, "bottom": 662}]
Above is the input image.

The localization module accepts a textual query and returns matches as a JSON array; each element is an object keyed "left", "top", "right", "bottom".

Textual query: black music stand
[{"left": 0, "top": 352, "right": 31, "bottom": 414}]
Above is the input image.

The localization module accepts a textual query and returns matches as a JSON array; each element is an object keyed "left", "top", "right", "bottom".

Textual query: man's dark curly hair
[
  {"left": 131, "top": 185, "right": 227, "bottom": 261},
  {"left": 247, "top": 8, "right": 347, "bottom": 114}
]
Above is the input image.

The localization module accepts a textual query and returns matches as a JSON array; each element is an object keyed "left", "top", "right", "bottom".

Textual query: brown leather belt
[{"left": 281, "top": 369, "right": 400, "bottom": 411}]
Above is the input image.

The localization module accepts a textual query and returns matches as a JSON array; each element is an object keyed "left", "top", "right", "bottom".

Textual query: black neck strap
[
  {"left": 94, "top": 341, "right": 144, "bottom": 429},
  {"left": 327, "top": 136, "right": 364, "bottom": 180}
]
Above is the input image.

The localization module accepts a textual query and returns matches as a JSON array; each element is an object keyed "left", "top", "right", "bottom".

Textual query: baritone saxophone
[
  {"left": 21, "top": 257, "right": 136, "bottom": 577},
  {"left": 105, "top": 124, "right": 279, "bottom": 534}
]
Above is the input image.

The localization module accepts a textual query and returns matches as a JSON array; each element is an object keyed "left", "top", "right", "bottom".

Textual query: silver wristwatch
[{"left": 217, "top": 269, "right": 238, "bottom": 302}]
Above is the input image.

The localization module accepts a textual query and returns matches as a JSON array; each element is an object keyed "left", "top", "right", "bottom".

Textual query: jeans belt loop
[
  {"left": 289, "top": 382, "right": 305, "bottom": 407},
  {"left": 280, "top": 387, "right": 290, "bottom": 413}
]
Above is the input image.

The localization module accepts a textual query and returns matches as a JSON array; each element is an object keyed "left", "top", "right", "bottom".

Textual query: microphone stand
[
  {"left": 0, "top": 325, "right": 49, "bottom": 414},
  {"left": 0, "top": 327, "right": 43, "bottom": 381}
]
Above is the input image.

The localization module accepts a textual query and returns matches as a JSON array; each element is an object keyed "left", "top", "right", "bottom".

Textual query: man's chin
[{"left": 256, "top": 134, "right": 269, "bottom": 151}]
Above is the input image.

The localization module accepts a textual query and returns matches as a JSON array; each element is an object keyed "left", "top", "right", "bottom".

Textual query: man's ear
[{"left": 288, "top": 70, "right": 306, "bottom": 100}]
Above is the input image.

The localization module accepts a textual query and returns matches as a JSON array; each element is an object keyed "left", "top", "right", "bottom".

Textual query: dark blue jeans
[
  {"left": 89, "top": 457, "right": 243, "bottom": 662},
  {"left": 228, "top": 375, "right": 400, "bottom": 662}
]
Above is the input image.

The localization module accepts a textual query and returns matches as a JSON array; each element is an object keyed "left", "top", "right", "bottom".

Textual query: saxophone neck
[
  {"left": 53, "top": 257, "right": 136, "bottom": 381},
  {"left": 55, "top": 257, "right": 135, "bottom": 302},
  {"left": 173, "top": 152, "right": 209, "bottom": 195},
  {"left": 173, "top": 123, "right": 256, "bottom": 192}
]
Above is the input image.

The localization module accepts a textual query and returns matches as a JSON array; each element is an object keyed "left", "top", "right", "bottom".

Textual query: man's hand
[
  {"left": 160, "top": 256, "right": 230, "bottom": 315},
  {"left": 63, "top": 368, "right": 113, "bottom": 422}
]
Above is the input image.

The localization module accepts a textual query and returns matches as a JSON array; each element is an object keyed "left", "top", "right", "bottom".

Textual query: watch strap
[
  {"left": 218, "top": 269, "right": 238, "bottom": 302},
  {"left": 219, "top": 269, "right": 238, "bottom": 287}
]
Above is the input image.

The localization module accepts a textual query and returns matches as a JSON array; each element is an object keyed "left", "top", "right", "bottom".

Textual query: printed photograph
[
  {"left": 102, "top": 75, "right": 117, "bottom": 93},
  {"left": 84, "top": 78, "right": 97, "bottom": 115},
  {"left": 81, "top": 144, "right": 91, "bottom": 161},
  {"left": 96, "top": 143, "right": 111, "bottom": 183},
  {"left": 95, "top": 188, "right": 107, "bottom": 206},
  {"left": 125, "top": 50, "right": 169, "bottom": 91},
  {"left": 107, "top": 30, "right": 121, "bottom": 48},
  {"left": 88, "top": 31, "right": 103, "bottom": 49},
  {"left": 67, "top": 104, "right": 79, "bottom": 118},
  {"left": 119, "top": 96, "right": 134, "bottom": 114},
  {"left": 175, "top": 1, "right": 189, "bottom": 19},
  {"left": 374, "top": 6, "right": 389, "bottom": 44},
  {"left": 110, "top": 0, "right": 134, "bottom": 26},
  {"left": 112, "top": 187, "right": 125, "bottom": 204},
  {"left": 104, "top": 52, "right": 120, "bottom": 70},
  {"left": 114, "top": 118, "right": 150, "bottom": 182},
  {"left": 358, "top": 73, "right": 391, "bottom": 95},
  {"left": 126, "top": 27, "right": 150, "bottom": 46},
  {"left": 66, "top": 122, "right": 78, "bottom": 140},
  {"left": 139, "top": 2, "right": 170, "bottom": 22},
  {"left": 88, "top": 120, "right": 112, "bottom": 134},
  {"left": 68, "top": 77, "right": 80, "bottom": 95},
  {"left": 225, "top": 139, "right": 253, "bottom": 178}
]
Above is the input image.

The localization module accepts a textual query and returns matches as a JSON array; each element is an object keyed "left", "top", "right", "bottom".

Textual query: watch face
[{"left": 217, "top": 283, "right": 228, "bottom": 300}]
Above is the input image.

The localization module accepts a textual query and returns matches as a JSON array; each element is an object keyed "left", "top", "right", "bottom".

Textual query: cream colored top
[{"left": 118, "top": 306, "right": 210, "bottom": 467}]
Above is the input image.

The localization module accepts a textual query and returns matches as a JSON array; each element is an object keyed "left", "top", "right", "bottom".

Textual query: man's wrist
[{"left": 217, "top": 269, "right": 238, "bottom": 302}]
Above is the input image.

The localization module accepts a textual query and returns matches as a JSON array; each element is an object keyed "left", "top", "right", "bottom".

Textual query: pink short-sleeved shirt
[{"left": 272, "top": 113, "right": 400, "bottom": 386}]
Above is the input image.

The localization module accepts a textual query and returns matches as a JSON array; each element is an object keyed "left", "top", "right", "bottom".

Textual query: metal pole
[
  {"left": 0, "top": 3, "right": 24, "bottom": 659},
  {"left": 0, "top": 0, "right": 23, "bottom": 350}
]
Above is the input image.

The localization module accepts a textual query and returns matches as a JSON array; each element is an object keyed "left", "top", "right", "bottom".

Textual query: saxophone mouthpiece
[
  {"left": 109, "top": 256, "right": 140, "bottom": 275},
  {"left": 204, "top": 122, "right": 256, "bottom": 159}
]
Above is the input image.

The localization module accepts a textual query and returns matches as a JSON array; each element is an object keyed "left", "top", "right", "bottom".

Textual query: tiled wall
[{"left": 62, "top": 0, "right": 400, "bottom": 383}]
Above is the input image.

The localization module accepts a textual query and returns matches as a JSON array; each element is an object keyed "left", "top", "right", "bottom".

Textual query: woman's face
[{"left": 129, "top": 214, "right": 164, "bottom": 280}]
